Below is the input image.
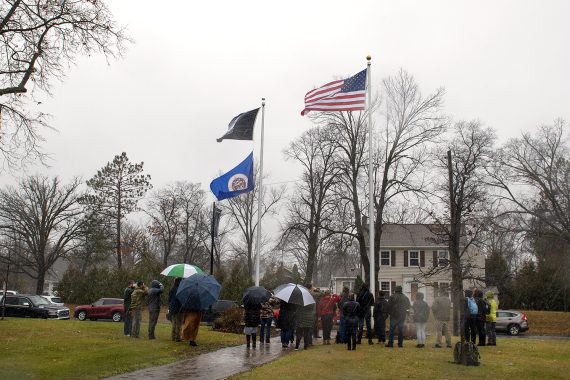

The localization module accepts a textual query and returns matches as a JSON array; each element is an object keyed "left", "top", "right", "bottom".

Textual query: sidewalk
[{"left": 105, "top": 340, "right": 289, "bottom": 380}]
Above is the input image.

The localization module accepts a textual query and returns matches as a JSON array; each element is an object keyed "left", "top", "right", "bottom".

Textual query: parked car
[
  {"left": 42, "top": 295, "right": 64, "bottom": 307},
  {"left": 74, "top": 298, "right": 125, "bottom": 322},
  {"left": 0, "top": 294, "right": 70, "bottom": 320},
  {"left": 495, "top": 309, "right": 529, "bottom": 335},
  {"left": 202, "top": 300, "right": 239, "bottom": 324}
]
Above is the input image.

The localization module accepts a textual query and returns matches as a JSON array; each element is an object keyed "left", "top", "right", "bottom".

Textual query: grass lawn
[
  {"left": 0, "top": 318, "right": 242, "bottom": 380},
  {"left": 232, "top": 338, "right": 570, "bottom": 380}
]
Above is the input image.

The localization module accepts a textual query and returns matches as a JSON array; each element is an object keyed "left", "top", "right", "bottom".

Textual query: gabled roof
[{"left": 379, "top": 224, "right": 448, "bottom": 248}]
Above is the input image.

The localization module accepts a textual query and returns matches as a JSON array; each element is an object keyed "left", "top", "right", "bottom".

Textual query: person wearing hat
[{"left": 386, "top": 285, "right": 411, "bottom": 348}]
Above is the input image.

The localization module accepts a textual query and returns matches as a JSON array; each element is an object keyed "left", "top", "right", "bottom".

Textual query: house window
[
  {"left": 439, "top": 282, "right": 450, "bottom": 298},
  {"left": 409, "top": 250, "right": 420, "bottom": 266},
  {"left": 380, "top": 281, "right": 391, "bottom": 294},
  {"left": 438, "top": 250, "right": 449, "bottom": 266},
  {"left": 380, "top": 251, "right": 391, "bottom": 266}
]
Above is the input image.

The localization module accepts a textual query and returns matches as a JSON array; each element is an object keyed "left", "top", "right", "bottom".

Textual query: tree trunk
[
  {"left": 116, "top": 185, "right": 122, "bottom": 269},
  {"left": 304, "top": 231, "right": 318, "bottom": 285},
  {"left": 36, "top": 269, "right": 45, "bottom": 295}
]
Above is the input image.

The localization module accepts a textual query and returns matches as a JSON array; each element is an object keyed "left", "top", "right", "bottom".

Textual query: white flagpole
[
  {"left": 254, "top": 98, "right": 266, "bottom": 286},
  {"left": 367, "top": 56, "right": 375, "bottom": 301}
]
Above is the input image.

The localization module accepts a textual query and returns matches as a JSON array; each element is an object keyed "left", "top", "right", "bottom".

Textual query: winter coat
[
  {"left": 373, "top": 297, "right": 389, "bottom": 321},
  {"left": 474, "top": 290, "right": 487, "bottom": 322},
  {"left": 485, "top": 291, "right": 498, "bottom": 323},
  {"left": 356, "top": 287, "right": 374, "bottom": 318},
  {"left": 130, "top": 286, "right": 148, "bottom": 311},
  {"left": 342, "top": 300, "right": 360, "bottom": 328},
  {"left": 338, "top": 292, "right": 350, "bottom": 316},
  {"left": 123, "top": 286, "right": 134, "bottom": 313},
  {"left": 168, "top": 283, "right": 182, "bottom": 315},
  {"left": 260, "top": 297, "right": 277, "bottom": 319},
  {"left": 317, "top": 294, "right": 339, "bottom": 317},
  {"left": 295, "top": 303, "right": 316, "bottom": 329},
  {"left": 431, "top": 295, "right": 451, "bottom": 321},
  {"left": 244, "top": 303, "right": 262, "bottom": 327},
  {"left": 387, "top": 291, "right": 411, "bottom": 321},
  {"left": 147, "top": 280, "right": 164, "bottom": 311},
  {"left": 412, "top": 293, "right": 430, "bottom": 323},
  {"left": 278, "top": 302, "right": 297, "bottom": 330}
]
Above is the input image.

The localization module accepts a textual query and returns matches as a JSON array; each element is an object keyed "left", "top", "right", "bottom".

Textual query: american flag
[{"left": 301, "top": 69, "right": 367, "bottom": 116}]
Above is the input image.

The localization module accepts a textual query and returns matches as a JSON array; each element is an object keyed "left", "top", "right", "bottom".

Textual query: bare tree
[
  {"left": 0, "top": 0, "right": 128, "bottom": 168},
  {"left": 282, "top": 126, "right": 340, "bottom": 284},
  {"left": 222, "top": 169, "right": 284, "bottom": 278},
  {"left": 489, "top": 119, "right": 570, "bottom": 244},
  {"left": 146, "top": 185, "right": 180, "bottom": 266},
  {"left": 0, "top": 176, "right": 85, "bottom": 293}
]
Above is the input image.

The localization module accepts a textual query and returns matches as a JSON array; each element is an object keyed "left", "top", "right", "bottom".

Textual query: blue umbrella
[{"left": 176, "top": 274, "right": 221, "bottom": 311}]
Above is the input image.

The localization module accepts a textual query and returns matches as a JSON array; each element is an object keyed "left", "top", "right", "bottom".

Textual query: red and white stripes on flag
[{"left": 301, "top": 69, "right": 367, "bottom": 116}]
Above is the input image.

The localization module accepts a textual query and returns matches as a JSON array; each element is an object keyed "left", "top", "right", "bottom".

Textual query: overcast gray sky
[{"left": 22, "top": 0, "right": 570, "bottom": 199}]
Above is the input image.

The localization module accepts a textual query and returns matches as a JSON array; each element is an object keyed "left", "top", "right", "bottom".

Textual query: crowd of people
[{"left": 121, "top": 278, "right": 499, "bottom": 351}]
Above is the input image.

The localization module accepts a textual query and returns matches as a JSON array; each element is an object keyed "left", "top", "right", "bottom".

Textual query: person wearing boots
[
  {"left": 373, "top": 290, "right": 389, "bottom": 344},
  {"left": 244, "top": 301, "right": 261, "bottom": 349},
  {"left": 147, "top": 279, "right": 164, "bottom": 340},
  {"left": 356, "top": 283, "right": 375, "bottom": 345}
]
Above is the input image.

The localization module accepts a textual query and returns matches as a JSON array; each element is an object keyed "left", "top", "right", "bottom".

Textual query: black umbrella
[
  {"left": 176, "top": 274, "right": 221, "bottom": 311},
  {"left": 273, "top": 283, "right": 315, "bottom": 306},
  {"left": 242, "top": 286, "right": 271, "bottom": 306}
]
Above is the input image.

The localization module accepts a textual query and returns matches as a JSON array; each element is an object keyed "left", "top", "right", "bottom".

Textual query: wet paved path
[{"left": 105, "top": 340, "right": 289, "bottom": 380}]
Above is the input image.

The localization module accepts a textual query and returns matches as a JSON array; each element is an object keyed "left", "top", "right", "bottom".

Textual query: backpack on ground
[
  {"left": 467, "top": 297, "right": 478, "bottom": 315},
  {"left": 453, "top": 341, "right": 481, "bottom": 366}
]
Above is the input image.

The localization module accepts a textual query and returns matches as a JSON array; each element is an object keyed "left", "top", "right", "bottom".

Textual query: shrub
[{"left": 212, "top": 307, "right": 244, "bottom": 334}]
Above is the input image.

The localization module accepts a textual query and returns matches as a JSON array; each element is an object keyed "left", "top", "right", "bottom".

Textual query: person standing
[
  {"left": 386, "top": 285, "right": 411, "bottom": 348},
  {"left": 356, "top": 283, "right": 374, "bottom": 345},
  {"left": 474, "top": 289, "right": 487, "bottom": 346},
  {"left": 130, "top": 281, "right": 148, "bottom": 339},
  {"left": 294, "top": 303, "right": 315, "bottom": 350},
  {"left": 260, "top": 296, "right": 277, "bottom": 344},
  {"left": 463, "top": 289, "right": 478, "bottom": 344},
  {"left": 317, "top": 290, "right": 339, "bottom": 345},
  {"left": 485, "top": 290, "right": 498, "bottom": 346},
  {"left": 244, "top": 302, "right": 262, "bottom": 349},
  {"left": 373, "top": 290, "right": 389, "bottom": 344},
  {"left": 431, "top": 289, "right": 452, "bottom": 348},
  {"left": 147, "top": 279, "right": 164, "bottom": 340},
  {"left": 412, "top": 292, "right": 429, "bottom": 348},
  {"left": 168, "top": 277, "right": 183, "bottom": 342},
  {"left": 123, "top": 280, "right": 135, "bottom": 336},
  {"left": 278, "top": 301, "right": 296, "bottom": 348},
  {"left": 342, "top": 294, "right": 360, "bottom": 351},
  {"left": 335, "top": 286, "right": 350, "bottom": 344}
]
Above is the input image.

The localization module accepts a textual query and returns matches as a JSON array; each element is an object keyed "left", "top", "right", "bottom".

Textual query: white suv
[{"left": 42, "top": 295, "right": 64, "bottom": 306}]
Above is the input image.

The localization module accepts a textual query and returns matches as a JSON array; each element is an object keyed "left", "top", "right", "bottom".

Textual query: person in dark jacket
[
  {"left": 431, "top": 288, "right": 452, "bottom": 348},
  {"left": 373, "top": 290, "right": 389, "bottom": 344},
  {"left": 464, "top": 289, "right": 478, "bottom": 344},
  {"left": 168, "top": 277, "right": 183, "bottom": 342},
  {"left": 123, "top": 280, "right": 135, "bottom": 336},
  {"left": 342, "top": 293, "right": 360, "bottom": 350},
  {"left": 294, "top": 303, "right": 315, "bottom": 350},
  {"left": 386, "top": 285, "right": 411, "bottom": 348},
  {"left": 335, "top": 286, "right": 350, "bottom": 344},
  {"left": 278, "top": 301, "right": 296, "bottom": 348},
  {"left": 147, "top": 279, "right": 164, "bottom": 340},
  {"left": 244, "top": 302, "right": 262, "bottom": 349},
  {"left": 356, "top": 283, "right": 374, "bottom": 345},
  {"left": 412, "top": 292, "right": 429, "bottom": 348},
  {"left": 474, "top": 289, "right": 487, "bottom": 346}
]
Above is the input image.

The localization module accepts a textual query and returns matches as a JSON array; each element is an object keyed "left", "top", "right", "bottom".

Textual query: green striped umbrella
[{"left": 160, "top": 264, "right": 204, "bottom": 278}]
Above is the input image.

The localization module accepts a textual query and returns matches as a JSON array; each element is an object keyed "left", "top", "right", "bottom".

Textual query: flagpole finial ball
[{"left": 366, "top": 55, "right": 372, "bottom": 61}]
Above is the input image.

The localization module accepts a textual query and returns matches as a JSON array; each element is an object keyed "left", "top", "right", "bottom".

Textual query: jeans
[
  {"left": 260, "top": 317, "right": 272, "bottom": 343},
  {"left": 388, "top": 317, "right": 405, "bottom": 347},
  {"left": 358, "top": 313, "right": 372, "bottom": 342},
  {"left": 123, "top": 310, "right": 132, "bottom": 336},
  {"left": 415, "top": 322, "right": 427, "bottom": 345},
  {"left": 374, "top": 315, "right": 387, "bottom": 342},
  {"left": 486, "top": 322, "right": 496, "bottom": 345},
  {"left": 464, "top": 316, "right": 477, "bottom": 343},
  {"left": 321, "top": 314, "right": 333, "bottom": 341},
  {"left": 148, "top": 309, "right": 160, "bottom": 339},
  {"left": 477, "top": 319, "right": 486, "bottom": 345},
  {"left": 281, "top": 328, "right": 292, "bottom": 347},
  {"left": 336, "top": 315, "right": 346, "bottom": 343}
]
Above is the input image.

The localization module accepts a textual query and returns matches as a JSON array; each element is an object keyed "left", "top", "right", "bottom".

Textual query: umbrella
[
  {"left": 242, "top": 286, "right": 271, "bottom": 306},
  {"left": 161, "top": 263, "right": 204, "bottom": 278},
  {"left": 273, "top": 283, "right": 315, "bottom": 306},
  {"left": 176, "top": 274, "right": 221, "bottom": 311}
]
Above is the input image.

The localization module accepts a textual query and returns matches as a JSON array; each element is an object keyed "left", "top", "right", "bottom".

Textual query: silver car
[{"left": 495, "top": 309, "right": 529, "bottom": 335}]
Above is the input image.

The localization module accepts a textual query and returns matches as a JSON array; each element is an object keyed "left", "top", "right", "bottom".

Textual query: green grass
[
  {"left": 0, "top": 318, "right": 243, "bottom": 380},
  {"left": 232, "top": 338, "right": 570, "bottom": 380}
]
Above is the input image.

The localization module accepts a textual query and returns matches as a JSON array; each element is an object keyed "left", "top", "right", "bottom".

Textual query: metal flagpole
[
  {"left": 367, "top": 55, "right": 375, "bottom": 301},
  {"left": 254, "top": 98, "right": 266, "bottom": 286}
]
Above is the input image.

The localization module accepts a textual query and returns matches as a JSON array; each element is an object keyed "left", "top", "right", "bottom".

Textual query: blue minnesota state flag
[{"left": 210, "top": 152, "right": 255, "bottom": 201}]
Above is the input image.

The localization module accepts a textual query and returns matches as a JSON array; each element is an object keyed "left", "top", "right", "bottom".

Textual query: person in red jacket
[{"left": 317, "top": 290, "right": 340, "bottom": 345}]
